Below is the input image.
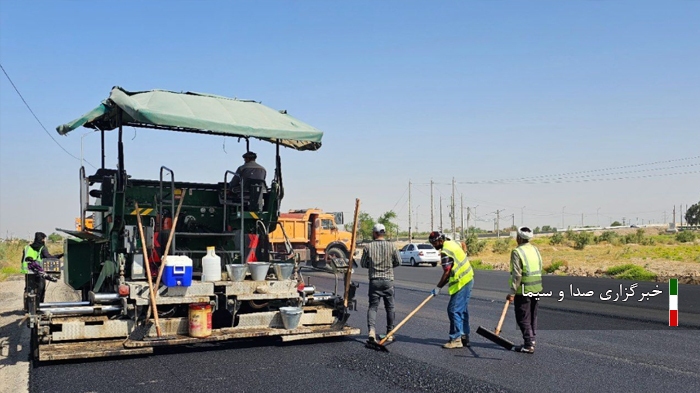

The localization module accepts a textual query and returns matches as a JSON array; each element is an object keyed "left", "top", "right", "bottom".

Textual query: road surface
[{"left": 29, "top": 266, "right": 700, "bottom": 393}]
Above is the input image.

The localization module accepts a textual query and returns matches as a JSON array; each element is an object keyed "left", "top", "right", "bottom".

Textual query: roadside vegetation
[{"left": 463, "top": 228, "right": 700, "bottom": 283}]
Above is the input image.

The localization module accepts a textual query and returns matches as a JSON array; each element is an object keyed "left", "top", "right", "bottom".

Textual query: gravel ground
[{"left": 0, "top": 273, "right": 80, "bottom": 393}]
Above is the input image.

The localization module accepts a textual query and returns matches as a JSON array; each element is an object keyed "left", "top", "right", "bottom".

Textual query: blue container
[{"left": 163, "top": 255, "right": 193, "bottom": 287}]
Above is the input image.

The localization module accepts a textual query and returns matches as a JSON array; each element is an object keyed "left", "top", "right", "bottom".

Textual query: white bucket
[
  {"left": 225, "top": 264, "right": 248, "bottom": 282},
  {"left": 247, "top": 262, "right": 270, "bottom": 281},
  {"left": 279, "top": 307, "right": 303, "bottom": 330},
  {"left": 272, "top": 263, "right": 294, "bottom": 280}
]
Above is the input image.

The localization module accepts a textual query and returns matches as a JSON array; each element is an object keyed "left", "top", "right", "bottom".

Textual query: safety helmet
[{"left": 428, "top": 231, "right": 445, "bottom": 243}]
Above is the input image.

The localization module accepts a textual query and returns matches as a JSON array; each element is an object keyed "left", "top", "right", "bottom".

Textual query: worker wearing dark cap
[
  {"left": 229, "top": 151, "right": 267, "bottom": 190},
  {"left": 22, "top": 232, "right": 62, "bottom": 311},
  {"left": 506, "top": 226, "right": 543, "bottom": 354},
  {"left": 429, "top": 231, "right": 474, "bottom": 349}
]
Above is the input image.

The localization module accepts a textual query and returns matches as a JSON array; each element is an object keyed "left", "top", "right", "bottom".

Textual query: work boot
[
  {"left": 442, "top": 339, "right": 463, "bottom": 349},
  {"left": 461, "top": 335, "right": 471, "bottom": 347},
  {"left": 380, "top": 334, "right": 394, "bottom": 343},
  {"left": 516, "top": 345, "right": 535, "bottom": 354}
]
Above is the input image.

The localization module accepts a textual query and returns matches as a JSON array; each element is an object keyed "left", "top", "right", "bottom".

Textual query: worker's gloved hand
[
  {"left": 431, "top": 287, "right": 441, "bottom": 296},
  {"left": 43, "top": 273, "right": 58, "bottom": 282}
]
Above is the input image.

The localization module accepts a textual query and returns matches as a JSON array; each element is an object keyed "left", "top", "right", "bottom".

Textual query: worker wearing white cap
[
  {"left": 361, "top": 223, "right": 401, "bottom": 343},
  {"left": 506, "top": 226, "right": 543, "bottom": 354}
]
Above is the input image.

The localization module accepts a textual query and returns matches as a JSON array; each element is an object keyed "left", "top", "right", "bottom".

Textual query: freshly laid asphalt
[{"left": 31, "top": 266, "right": 700, "bottom": 393}]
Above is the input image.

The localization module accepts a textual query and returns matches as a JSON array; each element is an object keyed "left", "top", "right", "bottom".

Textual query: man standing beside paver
[{"left": 361, "top": 223, "right": 401, "bottom": 342}]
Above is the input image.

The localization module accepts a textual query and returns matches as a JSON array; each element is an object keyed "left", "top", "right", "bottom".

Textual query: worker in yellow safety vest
[
  {"left": 428, "top": 231, "right": 474, "bottom": 349},
  {"left": 506, "top": 226, "right": 543, "bottom": 354},
  {"left": 22, "top": 232, "right": 62, "bottom": 311}
]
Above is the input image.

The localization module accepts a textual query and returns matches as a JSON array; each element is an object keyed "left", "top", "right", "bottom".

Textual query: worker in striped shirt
[{"left": 361, "top": 223, "right": 401, "bottom": 342}]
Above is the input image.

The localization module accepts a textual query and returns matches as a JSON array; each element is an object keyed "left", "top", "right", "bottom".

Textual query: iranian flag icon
[{"left": 669, "top": 278, "right": 678, "bottom": 327}]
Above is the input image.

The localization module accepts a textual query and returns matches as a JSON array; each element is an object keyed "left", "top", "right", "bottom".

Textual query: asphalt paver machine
[{"left": 26, "top": 87, "right": 358, "bottom": 362}]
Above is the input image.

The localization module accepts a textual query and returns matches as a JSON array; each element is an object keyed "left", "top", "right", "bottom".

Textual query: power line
[
  {"left": 0, "top": 63, "right": 96, "bottom": 169},
  {"left": 459, "top": 156, "right": 700, "bottom": 185}
]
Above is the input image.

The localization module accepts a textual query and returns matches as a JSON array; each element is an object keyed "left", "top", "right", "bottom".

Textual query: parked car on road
[{"left": 399, "top": 243, "right": 440, "bottom": 267}]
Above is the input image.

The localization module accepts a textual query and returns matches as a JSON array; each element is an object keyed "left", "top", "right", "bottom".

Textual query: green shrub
[
  {"left": 465, "top": 232, "right": 487, "bottom": 255},
  {"left": 676, "top": 231, "right": 697, "bottom": 243},
  {"left": 544, "top": 259, "right": 567, "bottom": 274},
  {"left": 491, "top": 238, "right": 512, "bottom": 254},
  {"left": 599, "top": 231, "right": 618, "bottom": 243},
  {"left": 565, "top": 230, "right": 576, "bottom": 240},
  {"left": 623, "top": 234, "right": 636, "bottom": 244},
  {"left": 470, "top": 259, "right": 493, "bottom": 270},
  {"left": 604, "top": 264, "right": 657, "bottom": 281},
  {"left": 573, "top": 232, "right": 594, "bottom": 250},
  {"left": 550, "top": 232, "right": 564, "bottom": 245}
]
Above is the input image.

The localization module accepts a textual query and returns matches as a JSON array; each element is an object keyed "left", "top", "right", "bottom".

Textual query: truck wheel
[
  {"left": 411, "top": 257, "right": 418, "bottom": 267},
  {"left": 432, "top": 262, "right": 438, "bottom": 267},
  {"left": 325, "top": 246, "right": 348, "bottom": 263}
]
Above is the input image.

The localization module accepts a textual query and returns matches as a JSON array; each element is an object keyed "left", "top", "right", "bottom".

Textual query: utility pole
[
  {"left": 495, "top": 209, "right": 505, "bottom": 238},
  {"left": 466, "top": 207, "right": 471, "bottom": 237},
  {"left": 673, "top": 205, "right": 676, "bottom": 227},
  {"left": 439, "top": 197, "right": 443, "bottom": 232},
  {"left": 597, "top": 208, "right": 601, "bottom": 227},
  {"left": 451, "top": 177, "right": 456, "bottom": 240},
  {"left": 521, "top": 206, "right": 525, "bottom": 226},
  {"left": 512, "top": 214, "right": 515, "bottom": 229},
  {"left": 562, "top": 206, "right": 566, "bottom": 229},
  {"left": 664, "top": 211, "right": 667, "bottom": 225},
  {"left": 430, "top": 179, "right": 434, "bottom": 231},
  {"left": 408, "top": 180, "right": 412, "bottom": 242},
  {"left": 581, "top": 213, "right": 584, "bottom": 227},
  {"left": 680, "top": 204, "right": 684, "bottom": 227},
  {"left": 460, "top": 194, "right": 464, "bottom": 240}
]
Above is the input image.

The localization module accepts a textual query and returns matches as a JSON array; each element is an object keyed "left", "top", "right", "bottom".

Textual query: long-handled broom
[
  {"left": 365, "top": 293, "right": 434, "bottom": 352},
  {"left": 475, "top": 299, "right": 515, "bottom": 350}
]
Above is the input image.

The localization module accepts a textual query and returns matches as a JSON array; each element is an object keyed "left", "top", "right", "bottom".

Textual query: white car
[{"left": 399, "top": 243, "right": 440, "bottom": 267}]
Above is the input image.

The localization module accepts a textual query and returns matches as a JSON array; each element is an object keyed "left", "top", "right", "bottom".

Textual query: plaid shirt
[{"left": 360, "top": 239, "right": 401, "bottom": 280}]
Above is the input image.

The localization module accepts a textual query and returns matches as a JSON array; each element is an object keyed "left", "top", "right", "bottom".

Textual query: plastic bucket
[
  {"left": 279, "top": 306, "right": 303, "bottom": 330},
  {"left": 247, "top": 262, "right": 270, "bottom": 281},
  {"left": 272, "top": 263, "right": 294, "bottom": 281},
  {"left": 226, "top": 264, "right": 248, "bottom": 282},
  {"left": 188, "top": 303, "right": 212, "bottom": 338}
]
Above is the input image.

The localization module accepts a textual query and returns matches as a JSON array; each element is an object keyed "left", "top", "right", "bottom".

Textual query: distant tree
[
  {"left": 610, "top": 221, "right": 623, "bottom": 227},
  {"left": 541, "top": 225, "right": 555, "bottom": 232},
  {"left": 345, "top": 212, "right": 376, "bottom": 242},
  {"left": 48, "top": 232, "right": 63, "bottom": 243},
  {"left": 533, "top": 226, "right": 541, "bottom": 234},
  {"left": 377, "top": 210, "right": 399, "bottom": 240},
  {"left": 686, "top": 202, "right": 700, "bottom": 226}
]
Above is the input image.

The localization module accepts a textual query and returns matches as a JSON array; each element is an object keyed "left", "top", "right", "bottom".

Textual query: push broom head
[
  {"left": 476, "top": 325, "right": 515, "bottom": 351},
  {"left": 365, "top": 338, "right": 390, "bottom": 352}
]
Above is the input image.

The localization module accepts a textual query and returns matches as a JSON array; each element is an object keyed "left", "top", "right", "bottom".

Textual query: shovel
[
  {"left": 330, "top": 198, "right": 360, "bottom": 331},
  {"left": 475, "top": 299, "right": 515, "bottom": 351},
  {"left": 365, "top": 293, "right": 434, "bottom": 352}
]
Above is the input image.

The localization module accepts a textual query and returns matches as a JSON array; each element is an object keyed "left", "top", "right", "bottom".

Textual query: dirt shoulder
[{"left": 0, "top": 276, "right": 29, "bottom": 393}]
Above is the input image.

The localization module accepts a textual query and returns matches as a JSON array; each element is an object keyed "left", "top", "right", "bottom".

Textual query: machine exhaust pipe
[{"left": 39, "top": 305, "right": 122, "bottom": 315}]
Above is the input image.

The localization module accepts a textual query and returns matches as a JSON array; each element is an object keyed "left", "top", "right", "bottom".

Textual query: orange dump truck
[{"left": 269, "top": 208, "right": 361, "bottom": 265}]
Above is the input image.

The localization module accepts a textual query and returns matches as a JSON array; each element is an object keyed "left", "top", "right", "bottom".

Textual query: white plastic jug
[{"left": 201, "top": 246, "right": 222, "bottom": 282}]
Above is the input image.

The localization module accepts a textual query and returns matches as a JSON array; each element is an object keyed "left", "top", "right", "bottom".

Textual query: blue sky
[{"left": 1, "top": 1, "right": 698, "bottom": 238}]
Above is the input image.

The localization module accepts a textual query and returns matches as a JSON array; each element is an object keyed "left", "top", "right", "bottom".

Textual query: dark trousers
[
  {"left": 514, "top": 295, "right": 538, "bottom": 346},
  {"left": 25, "top": 274, "right": 46, "bottom": 309},
  {"left": 367, "top": 279, "right": 395, "bottom": 333}
]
